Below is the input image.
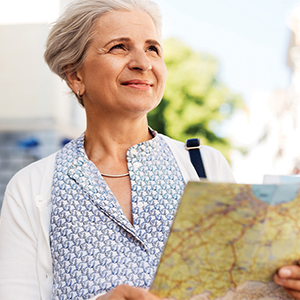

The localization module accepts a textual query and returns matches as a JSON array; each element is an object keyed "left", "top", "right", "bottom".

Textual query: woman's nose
[{"left": 128, "top": 49, "right": 152, "bottom": 72}]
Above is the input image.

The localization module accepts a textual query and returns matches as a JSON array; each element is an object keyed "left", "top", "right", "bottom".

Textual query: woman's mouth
[{"left": 122, "top": 80, "right": 153, "bottom": 90}]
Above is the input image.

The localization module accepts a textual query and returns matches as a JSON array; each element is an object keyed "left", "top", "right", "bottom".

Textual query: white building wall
[
  {"left": 0, "top": 19, "right": 86, "bottom": 210},
  {"left": 0, "top": 23, "right": 85, "bottom": 136}
]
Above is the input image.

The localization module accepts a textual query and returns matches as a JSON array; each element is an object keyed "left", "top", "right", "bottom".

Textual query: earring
[{"left": 77, "top": 90, "right": 82, "bottom": 99}]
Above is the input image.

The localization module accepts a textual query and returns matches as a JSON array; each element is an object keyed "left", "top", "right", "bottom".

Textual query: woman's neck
[{"left": 84, "top": 115, "right": 152, "bottom": 168}]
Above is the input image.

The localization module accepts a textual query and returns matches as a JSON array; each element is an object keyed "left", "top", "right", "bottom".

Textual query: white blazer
[{"left": 0, "top": 134, "right": 235, "bottom": 300}]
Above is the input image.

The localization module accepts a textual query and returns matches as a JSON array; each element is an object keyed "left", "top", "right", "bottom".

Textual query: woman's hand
[
  {"left": 274, "top": 263, "right": 300, "bottom": 299},
  {"left": 96, "top": 285, "right": 161, "bottom": 300}
]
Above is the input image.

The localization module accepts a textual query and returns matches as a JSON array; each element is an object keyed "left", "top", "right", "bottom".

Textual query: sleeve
[{"left": 0, "top": 189, "right": 41, "bottom": 299}]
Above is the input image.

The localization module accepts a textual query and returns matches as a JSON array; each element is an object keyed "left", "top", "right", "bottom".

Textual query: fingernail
[{"left": 279, "top": 268, "right": 292, "bottom": 278}]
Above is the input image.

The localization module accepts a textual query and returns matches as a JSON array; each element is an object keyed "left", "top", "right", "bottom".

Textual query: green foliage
[{"left": 148, "top": 38, "right": 244, "bottom": 160}]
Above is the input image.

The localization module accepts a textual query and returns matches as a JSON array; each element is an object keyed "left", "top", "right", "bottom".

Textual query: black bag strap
[{"left": 185, "top": 138, "right": 207, "bottom": 179}]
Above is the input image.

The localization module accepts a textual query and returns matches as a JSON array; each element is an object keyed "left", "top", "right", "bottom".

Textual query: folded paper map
[{"left": 150, "top": 181, "right": 300, "bottom": 300}]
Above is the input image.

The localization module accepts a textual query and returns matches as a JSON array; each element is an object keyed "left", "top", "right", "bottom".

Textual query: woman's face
[{"left": 75, "top": 10, "right": 167, "bottom": 118}]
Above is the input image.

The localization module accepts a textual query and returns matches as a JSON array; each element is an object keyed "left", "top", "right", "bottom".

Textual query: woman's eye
[
  {"left": 110, "top": 44, "right": 126, "bottom": 51},
  {"left": 147, "top": 45, "right": 159, "bottom": 54}
]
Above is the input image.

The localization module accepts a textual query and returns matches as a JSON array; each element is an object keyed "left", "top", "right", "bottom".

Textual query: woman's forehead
[{"left": 93, "top": 10, "right": 160, "bottom": 43}]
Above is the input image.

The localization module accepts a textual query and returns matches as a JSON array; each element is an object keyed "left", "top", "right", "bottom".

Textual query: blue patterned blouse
[{"left": 50, "top": 132, "right": 186, "bottom": 300}]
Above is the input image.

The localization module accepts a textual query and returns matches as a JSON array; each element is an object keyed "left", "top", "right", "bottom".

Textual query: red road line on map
[
  {"left": 227, "top": 207, "right": 268, "bottom": 287},
  {"left": 161, "top": 214, "right": 225, "bottom": 262},
  {"left": 273, "top": 207, "right": 300, "bottom": 231},
  {"left": 229, "top": 243, "right": 237, "bottom": 288},
  {"left": 161, "top": 202, "right": 249, "bottom": 262}
]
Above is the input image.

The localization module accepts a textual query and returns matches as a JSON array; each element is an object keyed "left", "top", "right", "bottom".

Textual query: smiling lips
[{"left": 121, "top": 80, "right": 153, "bottom": 90}]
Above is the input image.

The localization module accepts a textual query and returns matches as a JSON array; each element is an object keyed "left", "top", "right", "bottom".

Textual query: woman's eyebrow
[
  {"left": 103, "top": 37, "right": 131, "bottom": 48},
  {"left": 103, "top": 38, "right": 162, "bottom": 49},
  {"left": 145, "top": 39, "right": 162, "bottom": 49}
]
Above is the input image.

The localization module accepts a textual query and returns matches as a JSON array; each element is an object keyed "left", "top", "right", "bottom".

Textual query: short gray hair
[{"left": 44, "top": 0, "right": 162, "bottom": 106}]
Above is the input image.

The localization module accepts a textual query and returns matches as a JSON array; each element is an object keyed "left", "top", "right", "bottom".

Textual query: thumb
[{"left": 278, "top": 267, "right": 292, "bottom": 279}]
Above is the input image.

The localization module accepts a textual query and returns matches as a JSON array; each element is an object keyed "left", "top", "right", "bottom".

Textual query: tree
[{"left": 148, "top": 38, "right": 244, "bottom": 160}]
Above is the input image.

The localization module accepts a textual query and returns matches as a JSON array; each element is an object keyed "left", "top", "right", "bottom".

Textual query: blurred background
[{"left": 1, "top": 0, "right": 300, "bottom": 209}]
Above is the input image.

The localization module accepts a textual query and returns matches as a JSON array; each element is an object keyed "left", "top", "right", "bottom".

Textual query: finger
[
  {"left": 98, "top": 286, "right": 139, "bottom": 300},
  {"left": 282, "top": 287, "right": 300, "bottom": 300},
  {"left": 274, "top": 273, "right": 300, "bottom": 290},
  {"left": 274, "top": 274, "right": 300, "bottom": 299},
  {"left": 113, "top": 285, "right": 145, "bottom": 300},
  {"left": 102, "top": 285, "right": 160, "bottom": 300},
  {"left": 277, "top": 265, "right": 300, "bottom": 279},
  {"left": 125, "top": 286, "right": 148, "bottom": 300},
  {"left": 127, "top": 287, "right": 161, "bottom": 300}
]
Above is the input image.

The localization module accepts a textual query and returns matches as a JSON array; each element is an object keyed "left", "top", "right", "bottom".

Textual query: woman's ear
[{"left": 64, "top": 65, "right": 85, "bottom": 95}]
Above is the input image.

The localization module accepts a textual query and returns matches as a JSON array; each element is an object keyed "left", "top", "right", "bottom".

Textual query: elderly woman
[{"left": 0, "top": 0, "right": 297, "bottom": 299}]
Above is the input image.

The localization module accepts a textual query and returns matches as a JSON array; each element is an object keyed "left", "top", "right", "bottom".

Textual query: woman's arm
[
  {"left": 0, "top": 155, "right": 55, "bottom": 300},
  {"left": 0, "top": 191, "right": 41, "bottom": 299}
]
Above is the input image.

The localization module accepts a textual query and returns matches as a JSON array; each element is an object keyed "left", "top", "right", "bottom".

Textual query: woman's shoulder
[
  {"left": 5, "top": 152, "right": 57, "bottom": 197},
  {"left": 158, "top": 133, "right": 224, "bottom": 158},
  {"left": 158, "top": 133, "right": 235, "bottom": 183}
]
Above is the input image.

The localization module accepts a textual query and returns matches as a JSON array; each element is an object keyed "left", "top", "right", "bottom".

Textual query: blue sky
[{"left": 154, "top": 0, "right": 300, "bottom": 102}]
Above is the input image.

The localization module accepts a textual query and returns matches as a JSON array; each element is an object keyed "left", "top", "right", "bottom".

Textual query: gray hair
[{"left": 44, "top": 0, "right": 162, "bottom": 106}]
